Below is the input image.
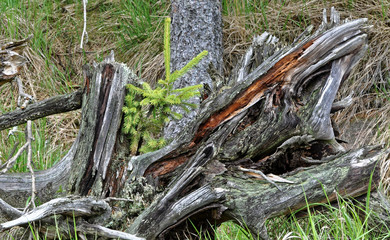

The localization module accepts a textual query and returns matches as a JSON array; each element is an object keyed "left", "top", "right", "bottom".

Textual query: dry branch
[
  {"left": 0, "top": 197, "right": 110, "bottom": 231},
  {"left": 0, "top": 89, "right": 82, "bottom": 131},
  {"left": 77, "top": 222, "right": 145, "bottom": 240}
]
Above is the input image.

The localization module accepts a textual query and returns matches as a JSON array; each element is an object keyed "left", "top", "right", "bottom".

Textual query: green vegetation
[
  {"left": 3, "top": 119, "right": 66, "bottom": 172},
  {"left": 199, "top": 183, "right": 390, "bottom": 240},
  {"left": 122, "top": 17, "right": 206, "bottom": 154},
  {"left": 265, "top": 184, "right": 390, "bottom": 240},
  {"left": 1, "top": 0, "right": 390, "bottom": 239}
]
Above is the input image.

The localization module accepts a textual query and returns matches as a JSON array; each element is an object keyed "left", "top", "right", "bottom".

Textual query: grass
[
  {"left": 2, "top": 118, "right": 66, "bottom": 172},
  {"left": 269, "top": 195, "right": 390, "bottom": 239},
  {"left": 194, "top": 174, "right": 389, "bottom": 239},
  {"left": 214, "top": 189, "right": 390, "bottom": 240},
  {"left": 1, "top": 0, "right": 390, "bottom": 239}
]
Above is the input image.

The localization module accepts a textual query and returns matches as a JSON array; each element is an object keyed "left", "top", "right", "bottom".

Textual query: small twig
[
  {"left": 15, "top": 77, "right": 37, "bottom": 210},
  {"left": 77, "top": 221, "right": 145, "bottom": 240},
  {"left": 5, "top": 140, "right": 20, "bottom": 161},
  {"left": 16, "top": 77, "right": 33, "bottom": 109},
  {"left": 300, "top": 157, "right": 327, "bottom": 165},
  {"left": 7, "top": 126, "right": 21, "bottom": 140},
  {"left": 80, "top": 0, "right": 88, "bottom": 49},
  {"left": 331, "top": 92, "right": 354, "bottom": 113},
  {"left": 25, "top": 120, "right": 36, "bottom": 210},
  {"left": 237, "top": 166, "right": 283, "bottom": 191},
  {"left": 0, "top": 142, "right": 29, "bottom": 174},
  {"left": 104, "top": 197, "right": 134, "bottom": 202}
]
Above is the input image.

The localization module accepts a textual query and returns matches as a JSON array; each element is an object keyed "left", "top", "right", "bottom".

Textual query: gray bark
[{"left": 164, "top": 0, "right": 223, "bottom": 139}]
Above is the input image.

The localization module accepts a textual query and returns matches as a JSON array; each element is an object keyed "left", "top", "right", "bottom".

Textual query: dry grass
[{"left": 0, "top": 0, "right": 389, "bottom": 185}]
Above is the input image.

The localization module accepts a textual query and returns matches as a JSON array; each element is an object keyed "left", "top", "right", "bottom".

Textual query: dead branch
[{"left": 0, "top": 89, "right": 82, "bottom": 131}]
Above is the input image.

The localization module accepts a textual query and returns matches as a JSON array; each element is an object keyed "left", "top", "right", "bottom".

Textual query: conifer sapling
[{"left": 122, "top": 17, "right": 208, "bottom": 154}]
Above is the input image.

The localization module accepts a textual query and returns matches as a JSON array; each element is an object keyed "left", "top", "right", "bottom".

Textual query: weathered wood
[
  {"left": 0, "top": 196, "right": 145, "bottom": 240},
  {"left": 220, "top": 146, "right": 384, "bottom": 239},
  {"left": 77, "top": 222, "right": 145, "bottom": 240},
  {"left": 0, "top": 89, "right": 82, "bottom": 131},
  {"left": 0, "top": 198, "right": 22, "bottom": 221},
  {"left": 124, "top": 15, "right": 377, "bottom": 239},
  {"left": 0, "top": 36, "right": 30, "bottom": 85},
  {"left": 127, "top": 146, "right": 384, "bottom": 239},
  {"left": 129, "top": 18, "right": 369, "bottom": 181},
  {"left": 66, "top": 56, "right": 137, "bottom": 197},
  {"left": 0, "top": 197, "right": 111, "bottom": 232},
  {"left": 0, "top": 141, "right": 75, "bottom": 208},
  {"left": 0, "top": 58, "right": 134, "bottom": 207}
]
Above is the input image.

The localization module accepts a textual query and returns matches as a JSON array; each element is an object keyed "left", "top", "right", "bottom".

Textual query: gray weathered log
[
  {"left": 221, "top": 146, "right": 384, "bottom": 239},
  {"left": 164, "top": 0, "right": 223, "bottom": 139},
  {"left": 0, "top": 89, "right": 82, "bottom": 131},
  {"left": 0, "top": 140, "right": 75, "bottom": 208}
]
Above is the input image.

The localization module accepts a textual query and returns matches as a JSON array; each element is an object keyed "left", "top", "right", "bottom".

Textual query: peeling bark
[{"left": 0, "top": 36, "right": 30, "bottom": 85}]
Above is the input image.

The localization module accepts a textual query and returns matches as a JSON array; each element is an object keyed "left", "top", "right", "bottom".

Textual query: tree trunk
[
  {"left": 164, "top": 0, "right": 223, "bottom": 139},
  {"left": 0, "top": 8, "right": 388, "bottom": 240}
]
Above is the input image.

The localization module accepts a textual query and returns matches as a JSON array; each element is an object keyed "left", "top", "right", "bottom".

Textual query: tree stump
[{"left": 0, "top": 8, "right": 388, "bottom": 240}]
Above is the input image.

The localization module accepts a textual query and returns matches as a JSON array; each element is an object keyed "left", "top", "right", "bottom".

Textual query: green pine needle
[
  {"left": 170, "top": 50, "right": 208, "bottom": 81},
  {"left": 164, "top": 17, "right": 171, "bottom": 82}
]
